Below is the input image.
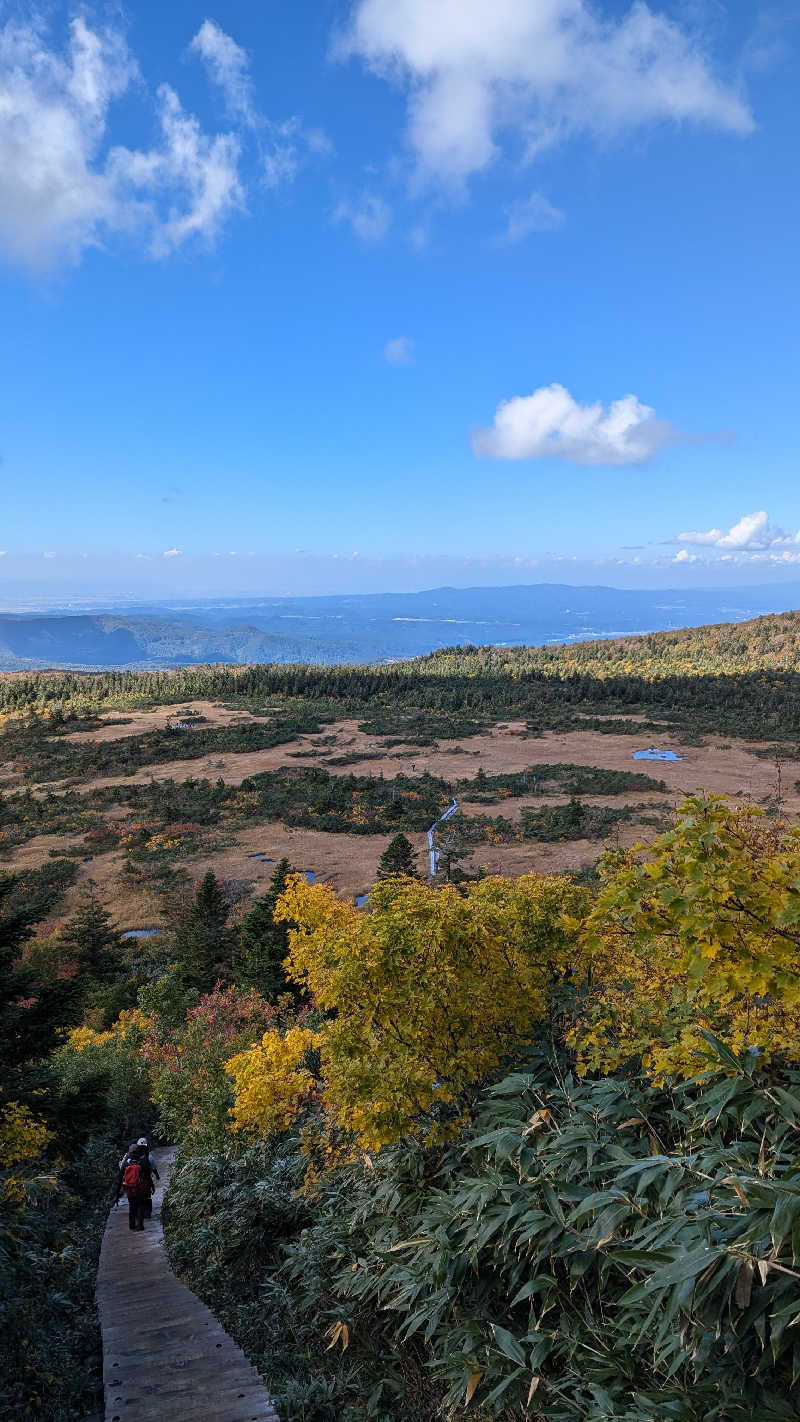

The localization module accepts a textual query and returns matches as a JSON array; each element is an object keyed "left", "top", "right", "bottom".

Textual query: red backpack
[{"left": 123, "top": 1159, "right": 148, "bottom": 1197}]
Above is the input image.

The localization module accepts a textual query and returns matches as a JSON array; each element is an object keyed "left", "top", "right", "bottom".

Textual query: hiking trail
[{"left": 96, "top": 1147, "right": 278, "bottom": 1422}]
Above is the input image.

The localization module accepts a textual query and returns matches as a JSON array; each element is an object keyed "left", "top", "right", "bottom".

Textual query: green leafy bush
[{"left": 294, "top": 1045, "right": 800, "bottom": 1419}]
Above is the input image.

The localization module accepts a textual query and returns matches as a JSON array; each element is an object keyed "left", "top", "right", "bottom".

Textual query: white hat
[{"left": 137, "top": 1137, "right": 148, "bottom": 1146}]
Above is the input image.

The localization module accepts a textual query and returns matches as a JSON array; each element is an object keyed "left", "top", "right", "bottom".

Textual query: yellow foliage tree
[
  {"left": 572, "top": 795, "right": 800, "bottom": 1079},
  {"left": 0, "top": 1101, "right": 52, "bottom": 1204},
  {"left": 226, "top": 872, "right": 587, "bottom": 1151},
  {"left": 226, "top": 1025, "right": 322, "bottom": 1136}
]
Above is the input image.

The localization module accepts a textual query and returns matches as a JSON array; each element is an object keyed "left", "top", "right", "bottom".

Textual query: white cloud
[
  {"left": 190, "top": 19, "right": 256, "bottom": 127},
  {"left": 0, "top": 13, "right": 256, "bottom": 268},
  {"left": 472, "top": 382, "right": 675, "bottom": 465},
  {"left": 43, "top": 551, "right": 56, "bottom": 558},
  {"left": 305, "top": 127, "right": 334, "bottom": 157},
  {"left": 262, "top": 117, "right": 333, "bottom": 189},
  {"left": 384, "top": 335, "right": 414, "bottom": 365},
  {"left": 111, "top": 84, "right": 245, "bottom": 257},
  {"left": 333, "top": 194, "right": 391, "bottom": 243},
  {"left": 262, "top": 117, "right": 301, "bottom": 188},
  {"left": 341, "top": 0, "right": 753, "bottom": 185},
  {"left": 189, "top": 22, "right": 331, "bottom": 193},
  {"left": 501, "top": 190, "right": 564, "bottom": 242},
  {"left": 677, "top": 510, "right": 800, "bottom": 551},
  {"left": 673, "top": 548, "right": 698, "bottom": 563},
  {"left": 162, "top": 547, "right": 182, "bottom": 557},
  {"left": 0, "top": 15, "right": 135, "bottom": 265}
]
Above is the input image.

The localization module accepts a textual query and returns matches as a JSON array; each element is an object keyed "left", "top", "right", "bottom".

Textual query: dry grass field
[{"left": 7, "top": 702, "right": 796, "bottom": 933}]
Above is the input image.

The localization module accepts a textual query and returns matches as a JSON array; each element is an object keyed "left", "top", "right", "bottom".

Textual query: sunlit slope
[{"left": 419, "top": 609, "right": 800, "bottom": 680}]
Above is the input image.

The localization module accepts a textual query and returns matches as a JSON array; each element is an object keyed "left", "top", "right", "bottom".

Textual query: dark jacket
[{"left": 115, "top": 1148, "right": 153, "bottom": 1203}]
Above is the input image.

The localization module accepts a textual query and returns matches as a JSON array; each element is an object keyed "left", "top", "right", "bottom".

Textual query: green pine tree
[
  {"left": 0, "top": 872, "right": 82, "bottom": 1108},
  {"left": 377, "top": 833, "right": 419, "bottom": 880},
  {"left": 175, "top": 870, "right": 232, "bottom": 992},
  {"left": 60, "top": 885, "right": 125, "bottom": 983},
  {"left": 237, "top": 858, "right": 297, "bottom": 1000}
]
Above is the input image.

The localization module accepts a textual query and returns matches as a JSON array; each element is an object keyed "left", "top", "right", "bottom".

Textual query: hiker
[
  {"left": 136, "top": 1137, "right": 159, "bottom": 1217},
  {"left": 118, "top": 1138, "right": 160, "bottom": 1208},
  {"left": 118, "top": 1137, "right": 160, "bottom": 1177},
  {"left": 115, "top": 1143, "right": 153, "bottom": 1231}
]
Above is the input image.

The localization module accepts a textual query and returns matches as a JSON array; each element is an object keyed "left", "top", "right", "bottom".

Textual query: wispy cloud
[
  {"left": 333, "top": 194, "right": 391, "bottom": 243},
  {"left": 262, "top": 117, "right": 333, "bottom": 189},
  {"left": 190, "top": 18, "right": 256, "bottom": 127},
  {"left": 341, "top": 0, "right": 753, "bottom": 187},
  {"left": 189, "top": 21, "right": 332, "bottom": 193},
  {"left": 472, "top": 383, "right": 676, "bottom": 466},
  {"left": 384, "top": 335, "right": 415, "bottom": 366},
  {"left": 500, "top": 191, "right": 564, "bottom": 243},
  {"left": 162, "top": 547, "right": 182, "bottom": 557},
  {"left": 111, "top": 84, "right": 245, "bottom": 258},
  {"left": 0, "top": 13, "right": 321, "bottom": 270}
]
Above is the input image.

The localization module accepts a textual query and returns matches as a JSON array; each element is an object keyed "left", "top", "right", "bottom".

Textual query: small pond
[
  {"left": 122, "top": 928, "right": 163, "bottom": 940},
  {"left": 355, "top": 894, "right": 369, "bottom": 908},
  {"left": 250, "top": 854, "right": 275, "bottom": 863}
]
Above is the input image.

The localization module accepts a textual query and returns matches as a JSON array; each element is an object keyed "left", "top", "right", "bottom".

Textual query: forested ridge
[
  {"left": 4, "top": 613, "right": 800, "bottom": 1420},
  {"left": 3, "top": 608, "right": 800, "bottom": 745}
]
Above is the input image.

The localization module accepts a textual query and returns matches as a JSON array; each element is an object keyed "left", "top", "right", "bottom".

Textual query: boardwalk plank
[{"left": 97, "top": 1147, "right": 279, "bottom": 1422}]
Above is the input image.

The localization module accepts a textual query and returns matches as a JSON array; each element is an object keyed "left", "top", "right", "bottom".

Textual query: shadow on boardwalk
[{"left": 96, "top": 1147, "right": 278, "bottom": 1422}]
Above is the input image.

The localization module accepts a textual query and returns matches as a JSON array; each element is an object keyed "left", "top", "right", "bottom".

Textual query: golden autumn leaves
[
  {"left": 224, "top": 797, "right": 800, "bottom": 1154},
  {"left": 573, "top": 796, "right": 800, "bottom": 1080},
  {"left": 226, "top": 872, "right": 587, "bottom": 1151}
]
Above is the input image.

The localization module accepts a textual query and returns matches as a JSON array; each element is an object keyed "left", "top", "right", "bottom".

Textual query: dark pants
[{"left": 127, "top": 1192, "right": 147, "bottom": 1230}]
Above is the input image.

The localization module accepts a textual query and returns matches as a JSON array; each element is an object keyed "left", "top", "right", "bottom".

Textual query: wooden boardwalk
[{"left": 96, "top": 1147, "right": 279, "bottom": 1422}]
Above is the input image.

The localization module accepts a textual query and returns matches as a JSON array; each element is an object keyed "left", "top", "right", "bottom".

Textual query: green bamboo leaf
[
  {"left": 770, "top": 1195, "right": 800, "bottom": 1255},
  {"left": 509, "top": 1276, "right": 556, "bottom": 1307},
  {"left": 491, "top": 1324, "right": 528, "bottom": 1366},
  {"left": 481, "top": 1367, "right": 524, "bottom": 1405},
  {"left": 699, "top": 1029, "right": 746, "bottom": 1073}
]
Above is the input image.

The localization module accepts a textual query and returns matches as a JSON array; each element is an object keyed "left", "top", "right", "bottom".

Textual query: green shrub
[{"left": 303, "top": 1044, "right": 800, "bottom": 1419}]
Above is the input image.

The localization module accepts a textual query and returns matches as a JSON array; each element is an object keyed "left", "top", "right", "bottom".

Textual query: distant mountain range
[{"left": 0, "top": 582, "right": 798, "bottom": 670}]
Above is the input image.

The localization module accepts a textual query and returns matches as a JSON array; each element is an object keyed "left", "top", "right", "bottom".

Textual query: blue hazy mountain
[{"left": 0, "top": 582, "right": 797, "bottom": 670}]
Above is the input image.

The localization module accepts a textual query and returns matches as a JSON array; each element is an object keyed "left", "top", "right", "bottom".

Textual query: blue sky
[{"left": 0, "top": 0, "right": 798, "bottom": 599}]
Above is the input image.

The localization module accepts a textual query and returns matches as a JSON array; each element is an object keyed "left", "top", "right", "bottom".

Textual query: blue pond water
[
  {"left": 250, "top": 854, "right": 275, "bottom": 862},
  {"left": 122, "top": 928, "right": 163, "bottom": 939},
  {"left": 303, "top": 871, "right": 315, "bottom": 884},
  {"left": 633, "top": 748, "right": 684, "bottom": 762},
  {"left": 355, "top": 894, "right": 369, "bottom": 908}
]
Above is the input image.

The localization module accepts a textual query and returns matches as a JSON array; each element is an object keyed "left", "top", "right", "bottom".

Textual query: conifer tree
[
  {"left": 237, "top": 859, "right": 296, "bottom": 1000},
  {"left": 176, "top": 870, "right": 232, "bottom": 992},
  {"left": 60, "top": 885, "right": 124, "bottom": 983},
  {"left": 377, "top": 833, "right": 419, "bottom": 880},
  {"left": 0, "top": 873, "right": 81, "bottom": 1104}
]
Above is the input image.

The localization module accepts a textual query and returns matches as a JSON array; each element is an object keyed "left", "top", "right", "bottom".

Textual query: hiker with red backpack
[
  {"left": 135, "top": 1136, "right": 160, "bottom": 1217},
  {"left": 115, "top": 1143, "right": 153, "bottom": 1231}
]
